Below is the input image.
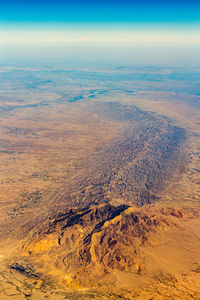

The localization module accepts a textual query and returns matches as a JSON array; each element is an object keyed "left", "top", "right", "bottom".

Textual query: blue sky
[{"left": 1, "top": 0, "right": 200, "bottom": 23}]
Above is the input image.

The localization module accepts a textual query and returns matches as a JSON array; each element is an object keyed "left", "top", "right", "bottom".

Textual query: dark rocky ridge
[
  {"left": 0, "top": 102, "right": 186, "bottom": 241},
  {"left": 49, "top": 102, "right": 186, "bottom": 211}
]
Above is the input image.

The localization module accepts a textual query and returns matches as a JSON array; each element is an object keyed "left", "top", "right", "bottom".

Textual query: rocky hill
[{"left": 2, "top": 203, "right": 200, "bottom": 299}]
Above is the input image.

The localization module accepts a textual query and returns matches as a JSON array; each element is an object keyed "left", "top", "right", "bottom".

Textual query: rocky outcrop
[{"left": 20, "top": 204, "right": 189, "bottom": 289}]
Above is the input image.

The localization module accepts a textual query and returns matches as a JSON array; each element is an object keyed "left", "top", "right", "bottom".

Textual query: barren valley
[{"left": 0, "top": 64, "right": 199, "bottom": 299}]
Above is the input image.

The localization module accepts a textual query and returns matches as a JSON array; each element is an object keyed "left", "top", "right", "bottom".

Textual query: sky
[
  {"left": 1, "top": 0, "right": 200, "bottom": 65},
  {"left": 1, "top": 0, "right": 200, "bottom": 23}
]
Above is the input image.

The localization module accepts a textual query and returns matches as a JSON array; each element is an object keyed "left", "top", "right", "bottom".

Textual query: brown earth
[{"left": 0, "top": 75, "right": 199, "bottom": 299}]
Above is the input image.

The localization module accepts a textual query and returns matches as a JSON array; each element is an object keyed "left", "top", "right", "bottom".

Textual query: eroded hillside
[{"left": 1, "top": 204, "right": 200, "bottom": 299}]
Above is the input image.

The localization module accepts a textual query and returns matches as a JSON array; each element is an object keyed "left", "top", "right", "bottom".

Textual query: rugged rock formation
[
  {"left": 6, "top": 204, "right": 193, "bottom": 292},
  {"left": 49, "top": 102, "right": 186, "bottom": 211},
  {"left": 2, "top": 203, "right": 200, "bottom": 299}
]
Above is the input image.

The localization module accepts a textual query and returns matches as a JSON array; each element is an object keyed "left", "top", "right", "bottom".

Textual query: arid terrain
[{"left": 0, "top": 64, "right": 199, "bottom": 299}]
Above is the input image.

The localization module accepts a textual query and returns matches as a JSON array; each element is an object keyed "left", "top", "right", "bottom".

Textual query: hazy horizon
[{"left": 1, "top": 0, "right": 200, "bottom": 67}]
